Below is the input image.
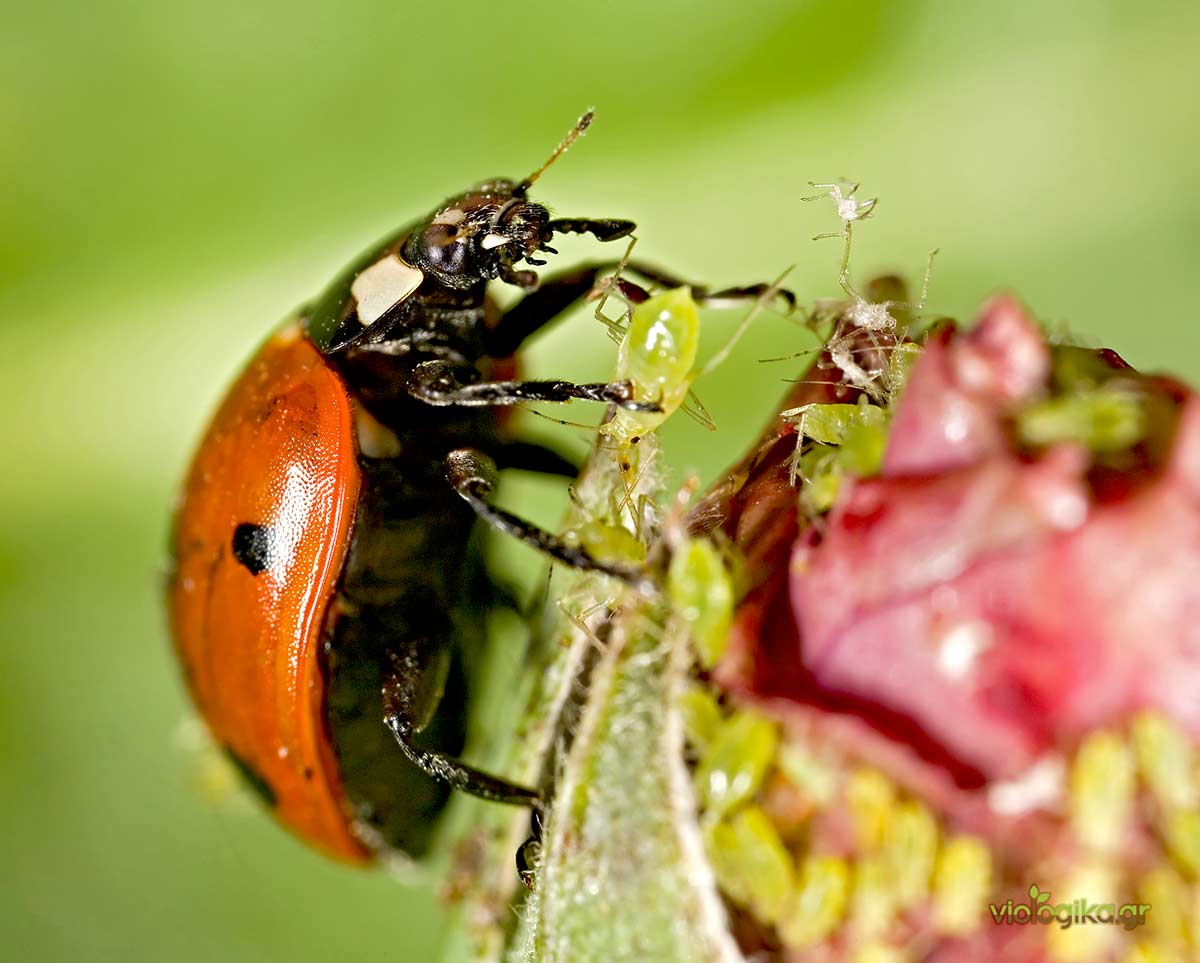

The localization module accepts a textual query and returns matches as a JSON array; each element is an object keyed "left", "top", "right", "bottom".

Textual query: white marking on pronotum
[
  {"left": 350, "top": 255, "right": 424, "bottom": 327},
  {"left": 480, "top": 233, "right": 510, "bottom": 250}
]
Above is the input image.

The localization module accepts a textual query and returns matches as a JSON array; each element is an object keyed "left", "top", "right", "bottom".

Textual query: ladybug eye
[
  {"left": 424, "top": 223, "right": 459, "bottom": 247},
  {"left": 421, "top": 223, "right": 469, "bottom": 274}
]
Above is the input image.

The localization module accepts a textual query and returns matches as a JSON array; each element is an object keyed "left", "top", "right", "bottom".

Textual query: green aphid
[
  {"left": 704, "top": 819, "right": 753, "bottom": 910},
  {"left": 695, "top": 711, "right": 778, "bottom": 819},
  {"left": 839, "top": 413, "right": 889, "bottom": 477},
  {"left": 1132, "top": 711, "right": 1197, "bottom": 811},
  {"left": 1016, "top": 385, "right": 1144, "bottom": 454},
  {"left": 1163, "top": 809, "right": 1200, "bottom": 880},
  {"left": 564, "top": 517, "right": 647, "bottom": 564},
  {"left": 797, "top": 448, "right": 844, "bottom": 514},
  {"left": 882, "top": 799, "right": 939, "bottom": 909},
  {"left": 667, "top": 537, "right": 734, "bottom": 669},
  {"left": 794, "top": 402, "right": 867, "bottom": 445},
  {"left": 778, "top": 854, "right": 850, "bottom": 949},
  {"left": 850, "top": 854, "right": 897, "bottom": 941},
  {"left": 604, "top": 287, "right": 700, "bottom": 447},
  {"left": 678, "top": 684, "right": 723, "bottom": 756},
  {"left": 846, "top": 768, "right": 896, "bottom": 853},
  {"left": 1069, "top": 730, "right": 1135, "bottom": 853},
  {"left": 931, "top": 835, "right": 991, "bottom": 937},
  {"left": 790, "top": 396, "right": 887, "bottom": 448},
  {"left": 776, "top": 743, "right": 837, "bottom": 808},
  {"left": 790, "top": 397, "right": 889, "bottom": 512},
  {"left": 704, "top": 806, "right": 794, "bottom": 924}
]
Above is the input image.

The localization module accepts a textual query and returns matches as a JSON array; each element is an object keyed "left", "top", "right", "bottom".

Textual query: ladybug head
[
  {"left": 404, "top": 184, "right": 555, "bottom": 291},
  {"left": 404, "top": 111, "right": 633, "bottom": 292}
]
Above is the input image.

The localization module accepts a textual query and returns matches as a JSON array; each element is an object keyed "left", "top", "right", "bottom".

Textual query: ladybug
[{"left": 167, "top": 112, "right": 786, "bottom": 864}]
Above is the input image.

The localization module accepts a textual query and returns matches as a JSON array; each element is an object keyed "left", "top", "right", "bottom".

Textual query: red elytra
[{"left": 168, "top": 324, "right": 370, "bottom": 861}]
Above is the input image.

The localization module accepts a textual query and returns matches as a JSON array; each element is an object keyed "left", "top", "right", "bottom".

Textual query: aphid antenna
[
  {"left": 515, "top": 108, "right": 595, "bottom": 196},
  {"left": 917, "top": 247, "right": 940, "bottom": 314},
  {"left": 696, "top": 265, "right": 795, "bottom": 379},
  {"left": 526, "top": 406, "right": 618, "bottom": 435},
  {"left": 759, "top": 344, "right": 823, "bottom": 364},
  {"left": 778, "top": 375, "right": 869, "bottom": 390},
  {"left": 680, "top": 389, "right": 717, "bottom": 432},
  {"left": 760, "top": 334, "right": 908, "bottom": 367}
]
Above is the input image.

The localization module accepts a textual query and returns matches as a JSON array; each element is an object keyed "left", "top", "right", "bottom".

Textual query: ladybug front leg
[
  {"left": 382, "top": 652, "right": 539, "bottom": 807},
  {"left": 444, "top": 448, "right": 653, "bottom": 588},
  {"left": 486, "top": 261, "right": 796, "bottom": 358}
]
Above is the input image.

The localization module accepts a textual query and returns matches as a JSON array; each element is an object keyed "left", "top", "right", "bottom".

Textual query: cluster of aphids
[
  {"left": 166, "top": 111, "right": 790, "bottom": 873},
  {"left": 772, "top": 181, "right": 940, "bottom": 512}
]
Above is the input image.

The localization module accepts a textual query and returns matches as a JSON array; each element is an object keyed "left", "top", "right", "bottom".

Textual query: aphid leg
[
  {"left": 381, "top": 655, "right": 539, "bottom": 807},
  {"left": 445, "top": 448, "right": 651, "bottom": 587},
  {"left": 917, "top": 248, "right": 939, "bottom": 314},
  {"left": 407, "top": 359, "right": 661, "bottom": 413},
  {"left": 837, "top": 224, "right": 860, "bottom": 299},
  {"left": 487, "top": 263, "right": 628, "bottom": 357}
]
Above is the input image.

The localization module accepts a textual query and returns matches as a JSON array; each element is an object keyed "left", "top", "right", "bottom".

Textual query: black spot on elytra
[
  {"left": 224, "top": 748, "right": 277, "bottom": 808},
  {"left": 232, "top": 522, "right": 273, "bottom": 575}
]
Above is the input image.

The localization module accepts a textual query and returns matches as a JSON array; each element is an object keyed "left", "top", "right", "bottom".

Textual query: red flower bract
[{"left": 713, "top": 295, "right": 1200, "bottom": 804}]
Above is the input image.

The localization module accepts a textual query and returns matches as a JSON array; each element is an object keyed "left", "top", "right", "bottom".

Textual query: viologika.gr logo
[{"left": 990, "top": 885, "right": 1150, "bottom": 931}]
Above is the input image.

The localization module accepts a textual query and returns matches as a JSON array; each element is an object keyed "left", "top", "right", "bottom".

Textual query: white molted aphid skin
[{"left": 350, "top": 255, "right": 425, "bottom": 327}]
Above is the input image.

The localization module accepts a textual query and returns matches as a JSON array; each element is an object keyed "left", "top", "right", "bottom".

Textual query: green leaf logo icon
[{"left": 1029, "top": 884, "right": 1049, "bottom": 904}]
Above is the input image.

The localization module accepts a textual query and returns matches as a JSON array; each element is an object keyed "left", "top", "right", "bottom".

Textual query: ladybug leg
[
  {"left": 486, "top": 263, "right": 619, "bottom": 357},
  {"left": 445, "top": 447, "right": 652, "bottom": 586},
  {"left": 619, "top": 267, "right": 798, "bottom": 313},
  {"left": 407, "top": 359, "right": 661, "bottom": 414},
  {"left": 546, "top": 217, "right": 636, "bottom": 242},
  {"left": 486, "top": 262, "right": 795, "bottom": 357},
  {"left": 515, "top": 809, "right": 544, "bottom": 890},
  {"left": 491, "top": 439, "right": 581, "bottom": 479},
  {"left": 382, "top": 656, "right": 539, "bottom": 807}
]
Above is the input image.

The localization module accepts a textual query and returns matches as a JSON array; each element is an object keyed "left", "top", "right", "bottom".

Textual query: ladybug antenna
[{"left": 515, "top": 109, "right": 594, "bottom": 197}]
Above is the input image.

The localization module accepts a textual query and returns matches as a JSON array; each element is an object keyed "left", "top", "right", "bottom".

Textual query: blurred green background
[{"left": 3, "top": 1, "right": 1198, "bottom": 960}]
